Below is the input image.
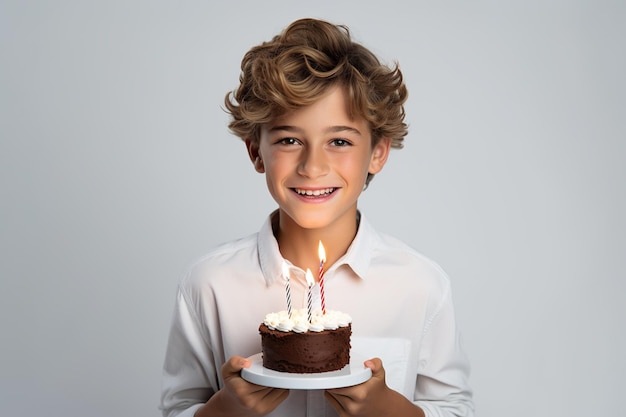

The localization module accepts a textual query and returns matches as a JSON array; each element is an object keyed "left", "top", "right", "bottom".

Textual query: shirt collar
[
  {"left": 257, "top": 210, "right": 283, "bottom": 286},
  {"left": 335, "top": 211, "right": 375, "bottom": 279},
  {"left": 257, "top": 210, "right": 377, "bottom": 286}
]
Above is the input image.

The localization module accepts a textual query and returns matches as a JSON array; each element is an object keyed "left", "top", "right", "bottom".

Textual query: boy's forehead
[
  {"left": 256, "top": 85, "right": 375, "bottom": 141},
  {"left": 264, "top": 111, "right": 370, "bottom": 133},
  {"left": 269, "top": 90, "right": 364, "bottom": 125}
]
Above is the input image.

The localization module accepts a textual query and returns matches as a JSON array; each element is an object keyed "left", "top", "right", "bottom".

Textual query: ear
[
  {"left": 245, "top": 138, "right": 265, "bottom": 173},
  {"left": 368, "top": 137, "right": 391, "bottom": 175}
]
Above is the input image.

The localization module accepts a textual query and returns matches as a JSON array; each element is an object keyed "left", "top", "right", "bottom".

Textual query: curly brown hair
[{"left": 224, "top": 18, "right": 408, "bottom": 150}]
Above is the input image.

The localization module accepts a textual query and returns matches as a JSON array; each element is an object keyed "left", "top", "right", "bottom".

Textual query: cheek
[
  {"left": 335, "top": 157, "right": 370, "bottom": 182},
  {"left": 263, "top": 156, "right": 295, "bottom": 187},
  {"left": 349, "top": 151, "right": 374, "bottom": 171},
  {"left": 263, "top": 155, "right": 287, "bottom": 174}
]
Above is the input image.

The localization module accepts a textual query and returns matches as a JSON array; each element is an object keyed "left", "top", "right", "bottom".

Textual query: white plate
[{"left": 241, "top": 353, "right": 372, "bottom": 390}]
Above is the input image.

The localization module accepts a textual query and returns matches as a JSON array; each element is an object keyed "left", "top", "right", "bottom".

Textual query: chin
[
  {"left": 293, "top": 218, "right": 332, "bottom": 230},
  {"left": 282, "top": 211, "right": 333, "bottom": 231}
]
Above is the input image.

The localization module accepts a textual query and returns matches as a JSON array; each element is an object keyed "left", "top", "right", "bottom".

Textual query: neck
[{"left": 275, "top": 209, "right": 358, "bottom": 279}]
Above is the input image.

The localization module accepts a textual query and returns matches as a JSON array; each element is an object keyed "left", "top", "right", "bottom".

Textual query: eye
[
  {"left": 331, "top": 138, "right": 352, "bottom": 147},
  {"left": 276, "top": 137, "right": 300, "bottom": 146}
]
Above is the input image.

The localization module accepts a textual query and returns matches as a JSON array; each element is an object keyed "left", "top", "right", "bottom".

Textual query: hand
[
  {"left": 222, "top": 356, "right": 290, "bottom": 415},
  {"left": 325, "top": 358, "right": 390, "bottom": 417},
  {"left": 325, "top": 358, "right": 424, "bottom": 417},
  {"left": 198, "top": 356, "right": 289, "bottom": 417}
]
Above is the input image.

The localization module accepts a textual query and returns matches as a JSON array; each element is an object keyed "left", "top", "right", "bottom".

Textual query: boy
[{"left": 161, "top": 18, "right": 473, "bottom": 417}]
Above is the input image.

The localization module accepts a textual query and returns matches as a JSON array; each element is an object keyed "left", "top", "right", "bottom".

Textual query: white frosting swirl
[
  {"left": 275, "top": 319, "right": 294, "bottom": 332},
  {"left": 263, "top": 308, "right": 352, "bottom": 333}
]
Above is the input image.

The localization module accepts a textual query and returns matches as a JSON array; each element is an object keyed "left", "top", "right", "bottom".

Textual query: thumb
[
  {"left": 364, "top": 357, "right": 385, "bottom": 379},
  {"left": 222, "top": 356, "right": 251, "bottom": 380}
]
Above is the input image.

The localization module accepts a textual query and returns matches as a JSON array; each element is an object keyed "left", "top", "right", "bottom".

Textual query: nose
[{"left": 297, "top": 146, "right": 329, "bottom": 178}]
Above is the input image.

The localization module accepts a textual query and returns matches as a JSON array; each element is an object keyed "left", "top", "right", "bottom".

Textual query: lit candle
[
  {"left": 318, "top": 240, "right": 326, "bottom": 314},
  {"left": 305, "top": 268, "right": 314, "bottom": 323},
  {"left": 282, "top": 261, "right": 293, "bottom": 318}
]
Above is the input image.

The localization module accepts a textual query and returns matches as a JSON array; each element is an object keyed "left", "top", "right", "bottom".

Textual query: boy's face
[{"left": 248, "top": 85, "right": 390, "bottom": 232}]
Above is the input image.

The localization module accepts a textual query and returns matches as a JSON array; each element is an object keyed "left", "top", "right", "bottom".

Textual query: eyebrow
[{"left": 269, "top": 125, "right": 363, "bottom": 136}]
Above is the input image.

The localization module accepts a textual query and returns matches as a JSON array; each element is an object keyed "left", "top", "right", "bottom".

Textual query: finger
[
  {"left": 222, "top": 356, "right": 250, "bottom": 381},
  {"left": 260, "top": 387, "right": 290, "bottom": 405},
  {"left": 364, "top": 357, "right": 382, "bottom": 372},
  {"left": 327, "top": 384, "right": 368, "bottom": 404},
  {"left": 239, "top": 386, "right": 290, "bottom": 414},
  {"left": 364, "top": 357, "right": 385, "bottom": 380},
  {"left": 324, "top": 390, "right": 348, "bottom": 416}
]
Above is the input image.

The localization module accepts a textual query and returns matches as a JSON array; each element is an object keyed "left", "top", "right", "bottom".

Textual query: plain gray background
[{"left": 1, "top": 1, "right": 624, "bottom": 416}]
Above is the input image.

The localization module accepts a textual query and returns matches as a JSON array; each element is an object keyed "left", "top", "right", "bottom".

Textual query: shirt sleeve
[
  {"left": 160, "top": 286, "right": 218, "bottom": 417},
  {"left": 414, "top": 281, "right": 474, "bottom": 417}
]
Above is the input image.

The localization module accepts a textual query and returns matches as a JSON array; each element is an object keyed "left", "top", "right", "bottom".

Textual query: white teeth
[{"left": 295, "top": 188, "right": 335, "bottom": 196}]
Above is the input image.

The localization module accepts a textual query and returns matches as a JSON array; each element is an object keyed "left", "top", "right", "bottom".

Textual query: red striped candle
[{"left": 318, "top": 240, "right": 326, "bottom": 314}]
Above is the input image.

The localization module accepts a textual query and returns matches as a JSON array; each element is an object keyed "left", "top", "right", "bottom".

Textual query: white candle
[
  {"left": 305, "top": 268, "right": 314, "bottom": 323},
  {"left": 282, "top": 261, "right": 293, "bottom": 318}
]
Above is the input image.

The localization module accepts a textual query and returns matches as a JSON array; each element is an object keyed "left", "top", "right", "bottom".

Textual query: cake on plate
[{"left": 259, "top": 308, "right": 352, "bottom": 373}]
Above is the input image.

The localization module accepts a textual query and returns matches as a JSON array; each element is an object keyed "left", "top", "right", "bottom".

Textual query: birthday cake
[{"left": 259, "top": 308, "right": 352, "bottom": 373}]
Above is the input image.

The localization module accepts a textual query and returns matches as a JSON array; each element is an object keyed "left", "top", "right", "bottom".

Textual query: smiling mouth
[{"left": 293, "top": 187, "right": 336, "bottom": 197}]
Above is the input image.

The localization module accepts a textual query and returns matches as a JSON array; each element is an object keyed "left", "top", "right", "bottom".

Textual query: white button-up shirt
[{"left": 160, "top": 212, "right": 473, "bottom": 417}]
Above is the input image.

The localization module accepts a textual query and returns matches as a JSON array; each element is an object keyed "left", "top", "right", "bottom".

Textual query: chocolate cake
[{"left": 259, "top": 308, "right": 352, "bottom": 373}]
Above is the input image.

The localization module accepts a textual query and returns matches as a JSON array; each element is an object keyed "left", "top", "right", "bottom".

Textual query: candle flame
[
  {"left": 282, "top": 260, "right": 290, "bottom": 281},
  {"left": 318, "top": 241, "right": 326, "bottom": 263},
  {"left": 305, "top": 268, "right": 315, "bottom": 287}
]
